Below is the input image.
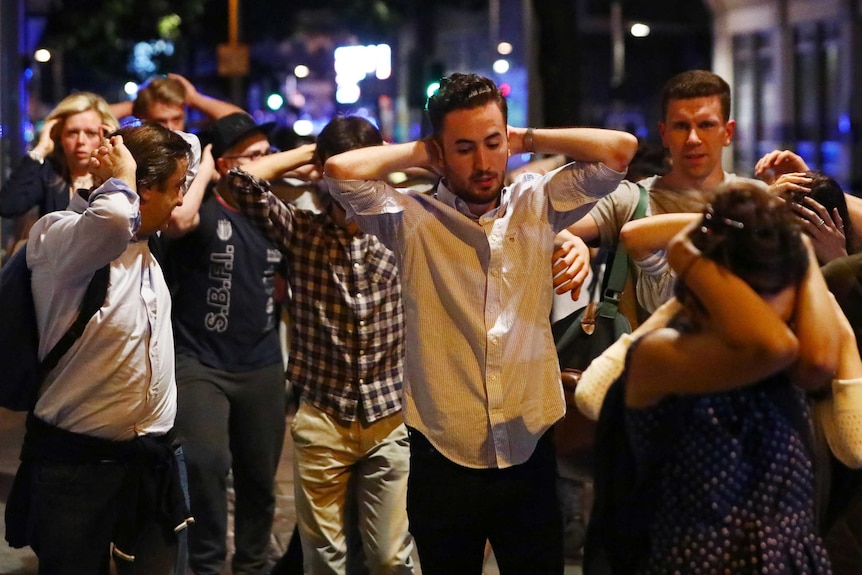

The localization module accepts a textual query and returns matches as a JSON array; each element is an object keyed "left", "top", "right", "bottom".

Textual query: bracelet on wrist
[{"left": 524, "top": 127, "right": 535, "bottom": 154}]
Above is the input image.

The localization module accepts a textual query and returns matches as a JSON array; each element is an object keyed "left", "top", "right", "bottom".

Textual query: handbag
[{"left": 553, "top": 184, "right": 647, "bottom": 466}]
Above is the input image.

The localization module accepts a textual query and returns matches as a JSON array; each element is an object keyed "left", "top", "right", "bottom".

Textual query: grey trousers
[{"left": 174, "top": 355, "right": 286, "bottom": 575}]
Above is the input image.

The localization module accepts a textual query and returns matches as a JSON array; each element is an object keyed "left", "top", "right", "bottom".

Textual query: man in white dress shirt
[{"left": 6, "top": 123, "right": 192, "bottom": 575}]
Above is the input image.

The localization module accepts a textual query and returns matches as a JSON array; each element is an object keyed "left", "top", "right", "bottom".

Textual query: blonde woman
[{"left": 0, "top": 92, "right": 119, "bottom": 247}]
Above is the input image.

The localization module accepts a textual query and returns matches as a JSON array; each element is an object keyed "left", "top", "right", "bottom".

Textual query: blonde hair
[
  {"left": 45, "top": 92, "right": 119, "bottom": 179},
  {"left": 132, "top": 76, "right": 187, "bottom": 118}
]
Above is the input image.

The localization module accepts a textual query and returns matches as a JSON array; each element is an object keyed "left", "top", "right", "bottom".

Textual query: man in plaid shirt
[{"left": 228, "top": 116, "right": 414, "bottom": 574}]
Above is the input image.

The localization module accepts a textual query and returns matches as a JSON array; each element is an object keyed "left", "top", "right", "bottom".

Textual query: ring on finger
[{"left": 816, "top": 218, "right": 826, "bottom": 228}]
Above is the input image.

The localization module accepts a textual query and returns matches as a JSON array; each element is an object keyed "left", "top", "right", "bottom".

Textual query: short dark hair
[
  {"left": 677, "top": 182, "right": 807, "bottom": 300},
  {"left": 660, "top": 70, "right": 731, "bottom": 122},
  {"left": 114, "top": 123, "right": 191, "bottom": 190},
  {"left": 425, "top": 73, "right": 507, "bottom": 135},
  {"left": 315, "top": 116, "right": 383, "bottom": 165}
]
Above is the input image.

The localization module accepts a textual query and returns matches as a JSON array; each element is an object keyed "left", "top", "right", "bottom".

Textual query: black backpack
[{"left": 0, "top": 244, "right": 109, "bottom": 411}]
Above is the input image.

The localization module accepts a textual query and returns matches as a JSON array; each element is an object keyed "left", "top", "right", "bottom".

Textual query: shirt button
[
  {"left": 490, "top": 234, "right": 498, "bottom": 241},
  {"left": 353, "top": 262, "right": 360, "bottom": 268},
  {"left": 359, "top": 320, "right": 366, "bottom": 327},
  {"left": 359, "top": 349, "right": 365, "bottom": 356}
]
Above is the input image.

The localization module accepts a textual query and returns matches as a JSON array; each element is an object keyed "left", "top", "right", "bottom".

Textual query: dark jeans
[
  {"left": 406, "top": 429, "right": 563, "bottom": 575},
  {"left": 174, "top": 355, "right": 286, "bottom": 575},
  {"left": 28, "top": 447, "right": 188, "bottom": 575}
]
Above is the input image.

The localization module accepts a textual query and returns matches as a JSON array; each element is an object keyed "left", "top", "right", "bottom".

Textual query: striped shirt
[
  {"left": 229, "top": 168, "right": 403, "bottom": 424},
  {"left": 327, "top": 161, "right": 625, "bottom": 468}
]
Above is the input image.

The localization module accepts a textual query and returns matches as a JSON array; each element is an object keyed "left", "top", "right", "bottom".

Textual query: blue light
[
  {"left": 838, "top": 114, "right": 851, "bottom": 135},
  {"left": 23, "top": 68, "right": 33, "bottom": 80}
]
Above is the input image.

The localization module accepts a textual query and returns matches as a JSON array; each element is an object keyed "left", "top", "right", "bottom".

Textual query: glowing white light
[
  {"left": 34, "top": 49, "right": 51, "bottom": 63},
  {"left": 124, "top": 82, "right": 139, "bottom": 96},
  {"left": 336, "top": 83, "right": 361, "bottom": 104},
  {"left": 389, "top": 171, "right": 408, "bottom": 184},
  {"left": 630, "top": 23, "right": 651, "bottom": 38},
  {"left": 334, "top": 44, "right": 392, "bottom": 85},
  {"left": 492, "top": 59, "right": 510, "bottom": 74},
  {"left": 267, "top": 93, "right": 284, "bottom": 110},
  {"left": 426, "top": 81, "right": 440, "bottom": 99},
  {"left": 497, "top": 42, "right": 513, "bottom": 55},
  {"left": 375, "top": 44, "right": 391, "bottom": 80},
  {"left": 293, "top": 119, "right": 314, "bottom": 136},
  {"left": 294, "top": 65, "right": 310, "bottom": 78}
]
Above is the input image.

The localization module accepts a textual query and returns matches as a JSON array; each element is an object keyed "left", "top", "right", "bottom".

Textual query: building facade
[{"left": 709, "top": 0, "right": 862, "bottom": 191}]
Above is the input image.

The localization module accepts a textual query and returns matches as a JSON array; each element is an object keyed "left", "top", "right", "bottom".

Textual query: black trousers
[{"left": 406, "top": 428, "right": 564, "bottom": 575}]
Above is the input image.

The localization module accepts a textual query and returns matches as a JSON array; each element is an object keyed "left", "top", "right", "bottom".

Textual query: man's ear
[
  {"left": 138, "top": 185, "right": 153, "bottom": 204},
  {"left": 215, "top": 157, "right": 230, "bottom": 176},
  {"left": 429, "top": 137, "right": 445, "bottom": 170},
  {"left": 723, "top": 119, "right": 736, "bottom": 146}
]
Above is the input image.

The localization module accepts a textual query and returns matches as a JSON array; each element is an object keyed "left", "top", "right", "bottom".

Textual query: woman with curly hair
[{"left": 586, "top": 182, "right": 842, "bottom": 574}]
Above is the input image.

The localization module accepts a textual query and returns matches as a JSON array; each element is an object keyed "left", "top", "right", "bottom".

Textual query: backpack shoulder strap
[
  {"left": 600, "top": 184, "right": 649, "bottom": 318},
  {"left": 40, "top": 264, "right": 110, "bottom": 374}
]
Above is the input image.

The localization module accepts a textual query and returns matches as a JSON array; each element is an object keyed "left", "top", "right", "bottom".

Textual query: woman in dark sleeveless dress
[{"left": 597, "top": 183, "right": 839, "bottom": 574}]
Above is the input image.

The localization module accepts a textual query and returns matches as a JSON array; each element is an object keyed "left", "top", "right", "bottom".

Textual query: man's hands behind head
[{"left": 89, "top": 135, "right": 137, "bottom": 191}]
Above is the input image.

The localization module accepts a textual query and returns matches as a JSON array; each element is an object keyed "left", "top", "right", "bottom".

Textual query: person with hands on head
[
  {"left": 767, "top": 168, "right": 859, "bottom": 264},
  {"left": 587, "top": 182, "right": 837, "bottom": 574},
  {"left": 325, "top": 72, "right": 637, "bottom": 575},
  {"left": 6, "top": 124, "right": 193, "bottom": 575},
  {"left": 111, "top": 73, "right": 244, "bottom": 131},
  {"left": 756, "top": 148, "right": 862, "bottom": 248},
  {"left": 229, "top": 115, "right": 415, "bottom": 575},
  {"left": 0, "top": 92, "right": 119, "bottom": 250},
  {"left": 156, "top": 112, "right": 289, "bottom": 575}
]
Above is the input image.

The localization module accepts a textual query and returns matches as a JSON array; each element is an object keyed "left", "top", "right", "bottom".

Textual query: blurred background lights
[
  {"left": 33, "top": 49, "right": 51, "bottom": 63},
  {"left": 334, "top": 44, "right": 392, "bottom": 104},
  {"left": 266, "top": 93, "right": 284, "bottom": 110},
  {"left": 389, "top": 171, "right": 408, "bottom": 184},
  {"left": 630, "top": 23, "right": 651, "bottom": 37},
  {"left": 336, "top": 83, "right": 361, "bottom": 105},
  {"left": 294, "top": 65, "right": 310, "bottom": 78},
  {"left": 288, "top": 92, "right": 306, "bottom": 108},
  {"left": 426, "top": 81, "right": 440, "bottom": 99},
  {"left": 123, "top": 81, "right": 139, "bottom": 96},
  {"left": 492, "top": 59, "right": 510, "bottom": 74},
  {"left": 293, "top": 119, "right": 314, "bottom": 136},
  {"left": 496, "top": 41, "right": 513, "bottom": 55}
]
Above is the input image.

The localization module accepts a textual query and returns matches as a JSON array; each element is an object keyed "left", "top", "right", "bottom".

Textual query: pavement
[{"left": 0, "top": 407, "right": 582, "bottom": 574}]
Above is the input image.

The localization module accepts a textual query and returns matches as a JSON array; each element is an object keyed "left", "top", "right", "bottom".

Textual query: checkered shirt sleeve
[{"left": 229, "top": 168, "right": 404, "bottom": 423}]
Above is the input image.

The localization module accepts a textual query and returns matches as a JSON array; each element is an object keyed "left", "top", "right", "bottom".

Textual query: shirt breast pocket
[{"left": 501, "top": 223, "right": 547, "bottom": 279}]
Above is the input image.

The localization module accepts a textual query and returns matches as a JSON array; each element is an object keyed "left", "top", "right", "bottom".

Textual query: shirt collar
[{"left": 434, "top": 180, "right": 508, "bottom": 221}]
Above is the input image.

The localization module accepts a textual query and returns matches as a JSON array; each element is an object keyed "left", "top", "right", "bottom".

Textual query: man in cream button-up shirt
[{"left": 326, "top": 73, "right": 637, "bottom": 574}]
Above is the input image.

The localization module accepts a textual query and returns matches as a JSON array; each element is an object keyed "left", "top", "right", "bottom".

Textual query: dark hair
[
  {"left": 660, "top": 70, "right": 731, "bottom": 122},
  {"left": 804, "top": 171, "right": 860, "bottom": 255},
  {"left": 628, "top": 140, "right": 670, "bottom": 182},
  {"left": 315, "top": 116, "right": 383, "bottom": 165},
  {"left": 425, "top": 73, "right": 507, "bottom": 135},
  {"left": 676, "top": 182, "right": 808, "bottom": 300},
  {"left": 113, "top": 123, "right": 191, "bottom": 190}
]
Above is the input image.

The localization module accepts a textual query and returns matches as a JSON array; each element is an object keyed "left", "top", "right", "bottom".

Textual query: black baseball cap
[{"left": 209, "top": 112, "right": 276, "bottom": 159}]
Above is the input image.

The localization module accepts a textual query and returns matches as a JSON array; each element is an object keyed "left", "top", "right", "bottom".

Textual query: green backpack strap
[{"left": 599, "top": 183, "right": 648, "bottom": 319}]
